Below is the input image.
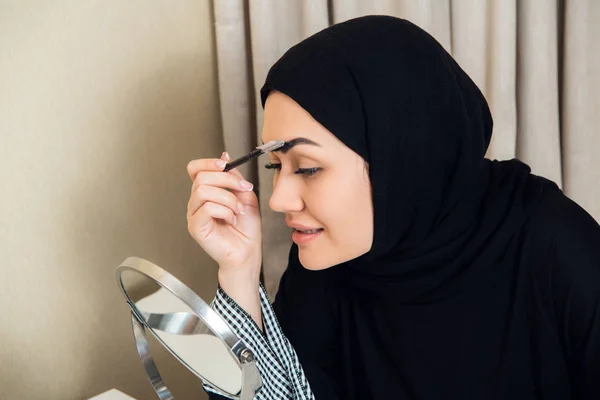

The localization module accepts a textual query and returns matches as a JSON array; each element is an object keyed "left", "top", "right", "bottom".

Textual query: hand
[{"left": 186, "top": 152, "right": 262, "bottom": 275}]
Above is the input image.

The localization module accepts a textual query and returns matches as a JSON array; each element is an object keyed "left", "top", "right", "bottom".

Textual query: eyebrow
[{"left": 261, "top": 137, "right": 322, "bottom": 154}]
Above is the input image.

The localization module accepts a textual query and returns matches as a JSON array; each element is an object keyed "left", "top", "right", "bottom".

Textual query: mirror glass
[{"left": 119, "top": 269, "right": 242, "bottom": 396}]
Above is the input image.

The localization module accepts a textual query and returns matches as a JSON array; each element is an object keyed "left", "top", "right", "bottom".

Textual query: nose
[{"left": 268, "top": 175, "right": 304, "bottom": 213}]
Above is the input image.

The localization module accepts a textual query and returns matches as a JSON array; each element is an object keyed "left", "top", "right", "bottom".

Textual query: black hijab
[{"left": 259, "top": 16, "right": 581, "bottom": 399}]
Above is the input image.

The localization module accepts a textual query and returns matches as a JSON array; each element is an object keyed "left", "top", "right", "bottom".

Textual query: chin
[
  {"left": 298, "top": 250, "right": 333, "bottom": 271},
  {"left": 299, "top": 242, "right": 372, "bottom": 271}
]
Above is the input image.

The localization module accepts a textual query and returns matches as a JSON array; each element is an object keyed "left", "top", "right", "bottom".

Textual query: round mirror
[{"left": 116, "top": 257, "right": 261, "bottom": 399}]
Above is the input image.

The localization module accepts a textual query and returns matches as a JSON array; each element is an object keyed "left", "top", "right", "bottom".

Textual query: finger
[
  {"left": 186, "top": 152, "right": 246, "bottom": 182},
  {"left": 220, "top": 152, "right": 259, "bottom": 207},
  {"left": 188, "top": 201, "right": 237, "bottom": 230},
  {"left": 187, "top": 157, "right": 229, "bottom": 182},
  {"left": 191, "top": 170, "right": 254, "bottom": 195},
  {"left": 188, "top": 184, "right": 245, "bottom": 218}
]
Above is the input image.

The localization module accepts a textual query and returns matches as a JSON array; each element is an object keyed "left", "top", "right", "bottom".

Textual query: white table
[{"left": 88, "top": 389, "right": 137, "bottom": 400}]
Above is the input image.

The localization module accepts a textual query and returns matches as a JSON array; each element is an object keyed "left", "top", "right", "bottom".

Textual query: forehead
[
  {"left": 262, "top": 91, "right": 322, "bottom": 138},
  {"left": 261, "top": 90, "right": 346, "bottom": 154}
]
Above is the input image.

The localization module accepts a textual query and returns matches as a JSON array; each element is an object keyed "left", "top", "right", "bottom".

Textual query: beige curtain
[{"left": 212, "top": 0, "right": 600, "bottom": 297}]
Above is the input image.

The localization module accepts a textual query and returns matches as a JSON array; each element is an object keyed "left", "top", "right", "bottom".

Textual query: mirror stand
[{"left": 116, "top": 257, "right": 262, "bottom": 400}]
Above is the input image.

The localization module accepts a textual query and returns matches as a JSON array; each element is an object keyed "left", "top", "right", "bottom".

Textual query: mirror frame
[{"left": 116, "top": 256, "right": 262, "bottom": 400}]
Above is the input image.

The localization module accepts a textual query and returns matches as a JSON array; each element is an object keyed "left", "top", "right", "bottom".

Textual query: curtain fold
[
  {"left": 562, "top": 1, "right": 600, "bottom": 221},
  {"left": 515, "top": 0, "right": 562, "bottom": 186},
  {"left": 211, "top": 0, "right": 600, "bottom": 297}
]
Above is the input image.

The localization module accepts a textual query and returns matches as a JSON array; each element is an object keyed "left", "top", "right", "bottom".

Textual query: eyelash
[{"left": 264, "top": 163, "right": 321, "bottom": 176}]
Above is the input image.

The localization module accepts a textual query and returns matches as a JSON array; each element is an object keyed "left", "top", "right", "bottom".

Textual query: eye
[
  {"left": 295, "top": 167, "right": 320, "bottom": 176},
  {"left": 264, "top": 162, "right": 281, "bottom": 170},
  {"left": 264, "top": 163, "right": 321, "bottom": 177}
]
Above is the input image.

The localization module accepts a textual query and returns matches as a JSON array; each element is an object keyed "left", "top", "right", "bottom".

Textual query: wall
[{"left": 0, "top": 1, "right": 222, "bottom": 399}]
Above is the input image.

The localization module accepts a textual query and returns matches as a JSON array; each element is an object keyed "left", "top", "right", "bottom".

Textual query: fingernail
[
  {"left": 239, "top": 180, "right": 253, "bottom": 191},
  {"left": 225, "top": 152, "right": 232, "bottom": 162},
  {"left": 215, "top": 159, "right": 226, "bottom": 168},
  {"left": 237, "top": 202, "right": 245, "bottom": 215}
]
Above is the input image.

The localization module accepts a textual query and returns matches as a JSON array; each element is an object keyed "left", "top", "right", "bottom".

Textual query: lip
[
  {"left": 292, "top": 228, "right": 324, "bottom": 245},
  {"left": 285, "top": 220, "right": 322, "bottom": 231}
]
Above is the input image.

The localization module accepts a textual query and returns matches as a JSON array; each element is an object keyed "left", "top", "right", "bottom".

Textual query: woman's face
[{"left": 262, "top": 90, "right": 374, "bottom": 270}]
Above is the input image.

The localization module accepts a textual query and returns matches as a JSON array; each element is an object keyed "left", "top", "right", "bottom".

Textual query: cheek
[
  {"left": 303, "top": 181, "right": 339, "bottom": 227},
  {"left": 310, "top": 173, "right": 371, "bottom": 230}
]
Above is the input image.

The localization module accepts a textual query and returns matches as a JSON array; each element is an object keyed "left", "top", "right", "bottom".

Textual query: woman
[{"left": 186, "top": 16, "right": 600, "bottom": 399}]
